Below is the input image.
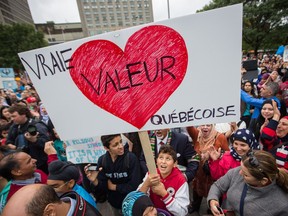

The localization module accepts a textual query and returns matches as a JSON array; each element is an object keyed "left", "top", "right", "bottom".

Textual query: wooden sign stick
[{"left": 138, "top": 131, "right": 157, "bottom": 174}]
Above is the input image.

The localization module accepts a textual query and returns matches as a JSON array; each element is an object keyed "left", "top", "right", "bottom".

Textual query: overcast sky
[{"left": 27, "top": 0, "right": 211, "bottom": 23}]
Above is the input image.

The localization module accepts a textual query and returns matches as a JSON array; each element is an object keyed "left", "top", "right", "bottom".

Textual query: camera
[
  {"left": 27, "top": 124, "right": 37, "bottom": 136},
  {"left": 87, "top": 166, "right": 98, "bottom": 171}
]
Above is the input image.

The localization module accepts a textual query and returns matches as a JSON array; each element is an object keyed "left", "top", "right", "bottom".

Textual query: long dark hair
[
  {"left": 242, "top": 80, "right": 256, "bottom": 97},
  {"left": 0, "top": 106, "right": 10, "bottom": 122},
  {"left": 253, "top": 99, "right": 273, "bottom": 140}
]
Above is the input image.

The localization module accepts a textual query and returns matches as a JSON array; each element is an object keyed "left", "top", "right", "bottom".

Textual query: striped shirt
[{"left": 260, "top": 119, "right": 288, "bottom": 170}]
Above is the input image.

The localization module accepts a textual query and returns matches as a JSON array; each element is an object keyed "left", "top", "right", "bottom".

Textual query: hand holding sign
[{"left": 69, "top": 25, "right": 188, "bottom": 129}]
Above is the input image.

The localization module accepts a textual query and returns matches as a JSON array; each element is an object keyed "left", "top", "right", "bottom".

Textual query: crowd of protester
[{"left": 0, "top": 53, "right": 288, "bottom": 216}]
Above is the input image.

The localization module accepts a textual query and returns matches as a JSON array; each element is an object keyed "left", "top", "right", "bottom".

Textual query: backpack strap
[
  {"left": 60, "top": 191, "right": 87, "bottom": 216},
  {"left": 61, "top": 191, "right": 102, "bottom": 216}
]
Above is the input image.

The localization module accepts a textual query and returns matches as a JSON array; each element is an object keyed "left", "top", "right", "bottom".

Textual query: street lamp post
[{"left": 167, "top": 0, "right": 170, "bottom": 19}]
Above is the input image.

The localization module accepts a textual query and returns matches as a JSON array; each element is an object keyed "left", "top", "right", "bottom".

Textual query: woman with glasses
[{"left": 207, "top": 150, "right": 288, "bottom": 216}]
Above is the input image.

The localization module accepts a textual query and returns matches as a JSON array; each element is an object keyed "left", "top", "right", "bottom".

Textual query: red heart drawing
[{"left": 69, "top": 25, "right": 188, "bottom": 129}]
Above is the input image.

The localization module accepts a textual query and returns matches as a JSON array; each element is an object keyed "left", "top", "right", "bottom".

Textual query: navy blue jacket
[{"left": 92, "top": 150, "right": 142, "bottom": 209}]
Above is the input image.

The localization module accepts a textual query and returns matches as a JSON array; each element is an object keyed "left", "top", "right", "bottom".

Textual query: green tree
[
  {"left": 0, "top": 23, "right": 48, "bottom": 71},
  {"left": 198, "top": 0, "right": 288, "bottom": 55}
]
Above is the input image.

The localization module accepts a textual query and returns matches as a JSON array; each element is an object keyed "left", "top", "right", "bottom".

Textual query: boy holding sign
[
  {"left": 85, "top": 134, "right": 141, "bottom": 216},
  {"left": 138, "top": 145, "right": 189, "bottom": 216}
]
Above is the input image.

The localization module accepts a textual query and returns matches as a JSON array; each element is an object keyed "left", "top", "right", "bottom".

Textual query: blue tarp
[{"left": 276, "top": 45, "right": 285, "bottom": 56}]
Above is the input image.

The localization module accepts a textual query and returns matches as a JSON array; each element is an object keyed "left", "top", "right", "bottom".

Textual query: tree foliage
[
  {"left": 0, "top": 23, "right": 48, "bottom": 71},
  {"left": 198, "top": 0, "right": 288, "bottom": 55}
]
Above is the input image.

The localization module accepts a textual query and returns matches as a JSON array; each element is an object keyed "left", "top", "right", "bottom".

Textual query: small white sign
[
  {"left": 283, "top": 45, "right": 288, "bottom": 62},
  {"left": 65, "top": 136, "right": 106, "bottom": 164}
]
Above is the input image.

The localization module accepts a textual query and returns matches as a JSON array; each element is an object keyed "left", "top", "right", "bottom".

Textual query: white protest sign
[
  {"left": 18, "top": 4, "right": 243, "bottom": 140},
  {"left": 65, "top": 136, "right": 106, "bottom": 164},
  {"left": 284, "top": 45, "right": 288, "bottom": 62}
]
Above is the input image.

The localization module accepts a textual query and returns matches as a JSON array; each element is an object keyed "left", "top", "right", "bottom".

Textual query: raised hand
[
  {"left": 272, "top": 99, "right": 280, "bottom": 121},
  {"left": 44, "top": 141, "right": 57, "bottom": 155},
  {"left": 208, "top": 146, "right": 221, "bottom": 161}
]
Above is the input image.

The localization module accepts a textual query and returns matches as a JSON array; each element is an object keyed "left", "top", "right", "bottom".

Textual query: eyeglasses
[{"left": 52, "top": 181, "right": 69, "bottom": 191}]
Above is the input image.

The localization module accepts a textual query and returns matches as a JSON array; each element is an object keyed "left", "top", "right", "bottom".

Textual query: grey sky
[{"left": 27, "top": 0, "right": 211, "bottom": 23}]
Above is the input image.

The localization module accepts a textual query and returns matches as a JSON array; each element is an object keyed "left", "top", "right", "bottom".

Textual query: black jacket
[
  {"left": 91, "top": 150, "right": 142, "bottom": 209},
  {"left": 6, "top": 118, "right": 50, "bottom": 173}
]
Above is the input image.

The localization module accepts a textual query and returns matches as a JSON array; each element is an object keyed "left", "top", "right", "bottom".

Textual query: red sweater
[{"left": 7, "top": 169, "right": 47, "bottom": 201}]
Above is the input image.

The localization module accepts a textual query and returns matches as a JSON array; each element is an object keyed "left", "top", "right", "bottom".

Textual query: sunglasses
[
  {"left": 246, "top": 151, "right": 267, "bottom": 177},
  {"left": 247, "top": 151, "right": 260, "bottom": 166}
]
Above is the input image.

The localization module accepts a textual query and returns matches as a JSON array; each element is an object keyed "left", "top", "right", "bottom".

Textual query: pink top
[{"left": 209, "top": 152, "right": 240, "bottom": 181}]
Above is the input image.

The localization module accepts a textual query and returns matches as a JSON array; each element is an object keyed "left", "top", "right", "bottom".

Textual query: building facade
[
  {"left": 0, "top": 0, "right": 33, "bottom": 25},
  {"left": 76, "top": 0, "right": 154, "bottom": 37},
  {"left": 35, "top": 22, "right": 84, "bottom": 45}
]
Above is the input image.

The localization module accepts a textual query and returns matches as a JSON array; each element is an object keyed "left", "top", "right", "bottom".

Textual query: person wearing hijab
[
  {"left": 186, "top": 124, "right": 229, "bottom": 214},
  {"left": 208, "top": 128, "right": 260, "bottom": 181},
  {"left": 261, "top": 100, "right": 288, "bottom": 170},
  {"left": 251, "top": 99, "right": 275, "bottom": 140}
]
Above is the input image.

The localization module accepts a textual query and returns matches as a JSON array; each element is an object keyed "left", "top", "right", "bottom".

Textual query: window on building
[{"left": 48, "top": 38, "right": 56, "bottom": 42}]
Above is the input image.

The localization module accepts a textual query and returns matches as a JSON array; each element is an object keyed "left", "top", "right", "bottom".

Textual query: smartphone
[
  {"left": 87, "top": 166, "right": 98, "bottom": 171},
  {"left": 216, "top": 206, "right": 224, "bottom": 214}
]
